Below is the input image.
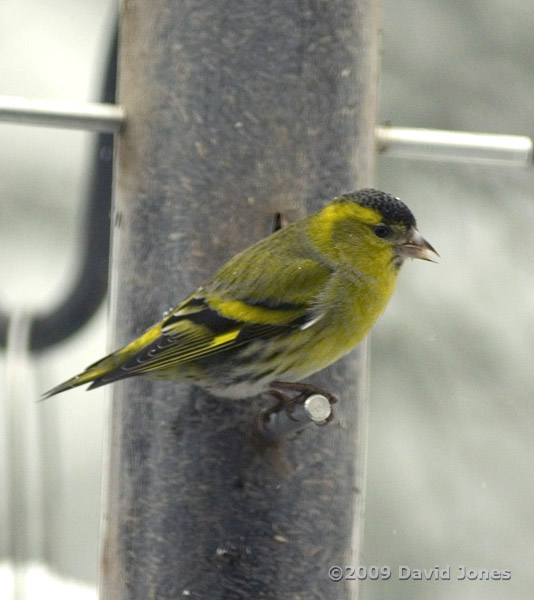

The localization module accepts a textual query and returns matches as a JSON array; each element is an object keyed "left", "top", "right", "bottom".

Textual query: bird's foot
[
  {"left": 259, "top": 381, "right": 336, "bottom": 442},
  {"left": 268, "top": 381, "right": 338, "bottom": 409}
]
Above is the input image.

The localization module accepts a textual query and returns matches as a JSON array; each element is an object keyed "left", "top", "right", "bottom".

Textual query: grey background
[{"left": 1, "top": 1, "right": 532, "bottom": 598}]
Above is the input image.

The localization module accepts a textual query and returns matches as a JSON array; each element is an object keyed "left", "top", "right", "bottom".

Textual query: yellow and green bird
[{"left": 43, "top": 188, "right": 438, "bottom": 401}]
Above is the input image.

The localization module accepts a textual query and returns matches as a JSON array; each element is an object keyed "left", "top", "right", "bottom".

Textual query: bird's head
[{"left": 309, "top": 188, "right": 439, "bottom": 273}]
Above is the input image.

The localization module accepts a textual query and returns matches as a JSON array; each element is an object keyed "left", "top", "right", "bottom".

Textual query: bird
[{"left": 43, "top": 188, "right": 438, "bottom": 403}]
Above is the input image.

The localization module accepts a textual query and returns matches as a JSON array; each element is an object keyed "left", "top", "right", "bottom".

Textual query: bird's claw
[{"left": 259, "top": 381, "right": 337, "bottom": 441}]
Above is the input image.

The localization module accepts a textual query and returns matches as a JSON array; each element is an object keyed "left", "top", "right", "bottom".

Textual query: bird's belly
[{"left": 286, "top": 278, "right": 394, "bottom": 377}]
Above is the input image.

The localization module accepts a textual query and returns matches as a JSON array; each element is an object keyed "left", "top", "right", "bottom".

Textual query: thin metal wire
[
  {"left": 4, "top": 311, "right": 44, "bottom": 598},
  {"left": 0, "top": 95, "right": 124, "bottom": 132},
  {"left": 377, "top": 125, "right": 533, "bottom": 166}
]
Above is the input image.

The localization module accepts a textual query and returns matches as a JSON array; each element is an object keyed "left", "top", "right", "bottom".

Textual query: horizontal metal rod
[
  {"left": 0, "top": 95, "right": 532, "bottom": 167},
  {"left": 0, "top": 95, "right": 124, "bottom": 132},
  {"left": 377, "top": 125, "right": 533, "bottom": 166}
]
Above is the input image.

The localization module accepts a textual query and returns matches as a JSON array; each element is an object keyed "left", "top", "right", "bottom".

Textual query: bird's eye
[{"left": 373, "top": 224, "right": 391, "bottom": 238}]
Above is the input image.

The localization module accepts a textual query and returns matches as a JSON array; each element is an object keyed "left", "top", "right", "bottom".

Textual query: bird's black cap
[{"left": 341, "top": 188, "right": 417, "bottom": 229}]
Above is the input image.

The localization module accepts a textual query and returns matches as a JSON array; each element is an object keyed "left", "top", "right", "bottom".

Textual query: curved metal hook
[{"left": 0, "top": 27, "right": 117, "bottom": 351}]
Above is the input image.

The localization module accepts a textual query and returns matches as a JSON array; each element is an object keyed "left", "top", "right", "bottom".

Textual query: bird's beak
[{"left": 399, "top": 228, "right": 440, "bottom": 263}]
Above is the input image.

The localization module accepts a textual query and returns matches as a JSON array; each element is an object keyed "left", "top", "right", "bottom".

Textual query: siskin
[{"left": 43, "top": 189, "right": 438, "bottom": 401}]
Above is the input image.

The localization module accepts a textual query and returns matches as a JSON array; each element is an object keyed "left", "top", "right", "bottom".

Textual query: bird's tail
[
  {"left": 41, "top": 352, "right": 124, "bottom": 400},
  {"left": 41, "top": 322, "right": 164, "bottom": 400}
]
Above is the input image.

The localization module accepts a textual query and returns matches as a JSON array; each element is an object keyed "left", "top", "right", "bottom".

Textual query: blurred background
[{"left": 1, "top": 1, "right": 532, "bottom": 599}]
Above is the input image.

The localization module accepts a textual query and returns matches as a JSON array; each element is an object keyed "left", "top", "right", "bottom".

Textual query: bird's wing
[{"left": 90, "top": 254, "right": 333, "bottom": 384}]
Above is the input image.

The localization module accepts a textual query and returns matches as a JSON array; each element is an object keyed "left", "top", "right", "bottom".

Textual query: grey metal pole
[{"left": 100, "top": 2, "right": 379, "bottom": 599}]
